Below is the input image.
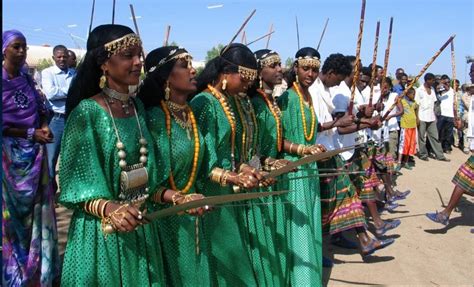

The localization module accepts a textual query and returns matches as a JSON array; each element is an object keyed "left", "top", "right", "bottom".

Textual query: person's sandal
[
  {"left": 375, "top": 219, "right": 401, "bottom": 236},
  {"left": 425, "top": 211, "right": 449, "bottom": 226},
  {"left": 361, "top": 238, "right": 395, "bottom": 257}
]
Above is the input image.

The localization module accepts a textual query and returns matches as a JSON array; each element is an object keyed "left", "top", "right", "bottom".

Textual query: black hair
[
  {"left": 400, "top": 72, "right": 408, "bottom": 78},
  {"left": 407, "top": 87, "right": 415, "bottom": 94},
  {"left": 286, "top": 47, "right": 320, "bottom": 87},
  {"left": 361, "top": 66, "right": 372, "bottom": 78},
  {"left": 440, "top": 74, "right": 450, "bottom": 81},
  {"left": 254, "top": 49, "right": 272, "bottom": 70},
  {"left": 66, "top": 24, "right": 136, "bottom": 115},
  {"left": 195, "top": 43, "right": 257, "bottom": 93},
  {"left": 321, "top": 53, "right": 352, "bottom": 76},
  {"left": 424, "top": 73, "right": 435, "bottom": 81},
  {"left": 345, "top": 55, "right": 356, "bottom": 64},
  {"left": 383, "top": 76, "right": 393, "bottom": 90},
  {"left": 53, "top": 44, "right": 68, "bottom": 54},
  {"left": 137, "top": 46, "right": 182, "bottom": 108},
  {"left": 67, "top": 50, "right": 76, "bottom": 57}
]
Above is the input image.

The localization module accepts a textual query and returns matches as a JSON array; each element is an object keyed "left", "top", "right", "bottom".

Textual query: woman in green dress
[
  {"left": 190, "top": 43, "right": 265, "bottom": 286},
  {"left": 138, "top": 46, "right": 210, "bottom": 286},
  {"left": 277, "top": 47, "right": 328, "bottom": 286},
  {"left": 59, "top": 24, "right": 167, "bottom": 286}
]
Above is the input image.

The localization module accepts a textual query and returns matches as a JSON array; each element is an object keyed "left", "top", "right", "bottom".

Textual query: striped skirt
[
  {"left": 346, "top": 147, "right": 380, "bottom": 202},
  {"left": 320, "top": 155, "right": 366, "bottom": 235},
  {"left": 452, "top": 155, "right": 474, "bottom": 194}
]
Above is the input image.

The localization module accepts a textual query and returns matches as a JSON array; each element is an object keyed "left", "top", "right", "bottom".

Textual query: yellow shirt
[{"left": 401, "top": 98, "right": 418, "bottom": 128}]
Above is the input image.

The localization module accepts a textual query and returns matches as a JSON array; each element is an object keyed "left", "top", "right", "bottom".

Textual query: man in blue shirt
[
  {"left": 393, "top": 72, "right": 408, "bottom": 95},
  {"left": 41, "top": 44, "right": 76, "bottom": 185}
]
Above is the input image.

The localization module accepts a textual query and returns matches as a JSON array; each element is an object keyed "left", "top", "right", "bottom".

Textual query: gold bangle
[
  {"left": 289, "top": 143, "right": 294, "bottom": 153},
  {"left": 210, "top": 168, "right": 225, "bottom": 184},
  {"left": 297, "top": 145, "right": 304, "bottom": 156},
  {"left": 100, "top": 200, "right": 110, "bottom": 218},
  {"left": 153, "top": 186, "right": 167, "bottom": 204},
  {"left": 221, "top": 171, "right": 230, "bottom": 186},
  {"left": 93, "top": 199, "right": 101, "bottom": 217}
]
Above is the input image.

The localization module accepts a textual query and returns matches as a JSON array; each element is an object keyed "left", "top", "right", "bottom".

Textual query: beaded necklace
[
  {"left": 257, "top": 89, "right": 283, "bottom": 152},
  {"left": 234, "top": 94, "right": 259, "bottom": 162},
  {"left": 161, "top": 100, "right": 200, "bottom": 194},
  {"left": 166, "top": 100, "right": 193, "bottom": 139},
  {"left": 293, "top": 82, "right": 316, "bottom": 142},
  {"left": 207, "top": 84, "right": 237, "bottom": 171}
]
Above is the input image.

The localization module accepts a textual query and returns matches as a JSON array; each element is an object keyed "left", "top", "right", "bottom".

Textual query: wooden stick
[
  {"left": 382, "top": 35, "right": 456, "bottom": 121},
  {"left": 265, "top": 23, "right": 274, "bottom": 49},
  {"left": 129, "top": 4, "right": 141, "bottom": 37},
  {"left": 112, "top": 0, "right": 116, "bottom": 24},
  {"left": 88, "top": 0, "right": 96, "bottom": 34},
  {"left": 381, "top": 17, "right": 393, "bottom": 83},
  {"left": 163, "top": 25, "right": 171, "bottom": 46},
  {"left": 295, "top": 16, "right": 300, "bottom": 50},
  {"left": 241, "top": 30, "right": 247, "bottom": 45},
  {"left": 451, "top": 40, "right": 459, "bottom": 121},
  {"left": 348, "top": 0, "right": 366, "bottom": 115},
  {"left": 316, "top": 18, "right": 329, "bottom": 51},
  {"left": 247, "top": 31, "right": 275, "bottom": 46},
  {"left": 221, "top": 9, "right": 257, "bottom": 55},
  {"left": 368, "top": 21, "right": 381, "bottom": 107}
]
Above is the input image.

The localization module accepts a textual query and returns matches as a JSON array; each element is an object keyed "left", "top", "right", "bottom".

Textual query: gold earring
[
  {"left": 165, "top": 81, "right": 170, "bottom": 101},
  {"left": 259, "top": 77, "right": 263, "bottom": 89},
  {"left": 99, "top": 72, "right": 107, "bottom": 89},
  {"left": 295, "top": 75, "right": 299, "bottom": 84},
  {"left": 222, "top": 78, "right": 227, "bottom": 91}
]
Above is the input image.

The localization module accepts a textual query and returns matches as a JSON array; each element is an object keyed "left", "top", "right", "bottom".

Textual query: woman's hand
[
  {"left": 105, "top": 202, "right": 145, "bottom": 232},
  {"left": 228, "top": 172, "right": 260, "bottom": 189},
  {"left": 304, "top": 144, "right": 326, "bottom": 155},
  {"left": 173, "top": 193, "right": 209, "bottom": 216},
  {"left": 34, "top": 128, "right": 54, "bottom": 144}
]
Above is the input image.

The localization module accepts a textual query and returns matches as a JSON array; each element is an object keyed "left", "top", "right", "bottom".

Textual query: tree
[
  {"left": 285, "top": 57, "right": 294, "bottom": 69},
  {"left": 36, "top": 58, "right": 53, "bottom": 72},
  {"left": 205, "top": 44, "right": 224, "bottom": 63}
]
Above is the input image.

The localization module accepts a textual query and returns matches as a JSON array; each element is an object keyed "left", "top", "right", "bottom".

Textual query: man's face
[
  {"left": 396, "top": 68, "right": 405, "bottom": 80},
  {"left": 53, "top": 49, "right": 69, "bottom": 70},
  {"left": 67, "top": 51, "right": 77, "bottom": 68},
  {"left": 425, "top": 78, "right": 435, "bottom": 87}
]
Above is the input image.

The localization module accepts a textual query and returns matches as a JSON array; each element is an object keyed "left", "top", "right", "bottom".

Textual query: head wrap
[{"left": 2, "top": 29, "right": 26, "bottom": 54}]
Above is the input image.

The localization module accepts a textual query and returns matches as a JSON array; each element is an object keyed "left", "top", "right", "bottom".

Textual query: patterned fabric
[
  {"left": 191, "top": 92, "right": 258, "bottom": 286},
  {"left": 146, "top": 106, "right": 211, "bottom": 286},
  {"left": 346, "top": 148, "right": 380, "bottom": 202},
  {"left": 452, "top": 155, "right": 474, "bottom": 193},
  {"left": 2, "top": 138, "right": 59, "bottom": 286},
  {"left": 319, "top": 156, "right": 366, "bottom": 235},
  {"left": 58, "top": 99, "right": 166, "bottom": 286},
  {"left": 399, "top": 128, "right": 417, "bottom": 157},
  {"left": 278, "top": 88, "right": 322, "bottom": 286},
  {"left": 249, "top": 94, "right": 287, "bottom": 285},
  {"left": 374, "top": 145, "right": 396, "bottom": 174}
]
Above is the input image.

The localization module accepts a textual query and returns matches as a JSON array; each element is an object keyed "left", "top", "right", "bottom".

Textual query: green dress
[
  {"left": 249, "top": 93, "right": 288, "bottom": 285},
  {"left": 190, "top": 91, "right": 257, "bottom": 286},
  {"left": 58, "top": 99, "right": 166, "bottom": 286},
  {"left": 146, "top": 106, "right": 210, "bottom": 287},
  {"left": 277, "top": 88, "right": 323, "bottom": 286}
]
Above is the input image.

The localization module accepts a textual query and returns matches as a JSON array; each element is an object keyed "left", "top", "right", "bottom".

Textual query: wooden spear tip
[{"left": 361, "top": 0, "right": 367, "bottom": 16}]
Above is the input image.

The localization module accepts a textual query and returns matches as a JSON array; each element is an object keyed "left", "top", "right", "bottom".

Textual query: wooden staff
[
  {"left": 451, "top": 40, "right": 462, "bottom": 128},
  {"left": 112, "top": 0, "right": 116, "bottom": 24},
  {"left": 381, "top": 17, "right": 393, "bottom": 83},
  {"left": 241, "top": 30, "right": 247, "bottom": 45},
  {"left": 163, "top": 25, "right": 171, "bottom": 46},
  {"left": 348, "top": 0, "right": 366, "bottom": 115},
  {"left": 316, "top": 18, "right": 329, "bottom": 51},
  {"left": 295, "top": 16, "right": 300, "bottom": 50},
  {"left": 129, "top": 4, "right": 146, "bottom": 65},
  {"left": 247, "top": 31, "right": 275, "bottom": 46},
  {"left": 88, "top": 0, "right": 96, "bottom": 34},
  {"left": 382, "top": 35, "right": 456, "bottom": 121},
  {"left": 368, "top": 21, "right": 381, "bottom": 107},
  {"left": 265, "top": 23, "right": 273, "bottom": 49},
  {"left": 221, "top": 9, "right": 257, "bottom": 55}
]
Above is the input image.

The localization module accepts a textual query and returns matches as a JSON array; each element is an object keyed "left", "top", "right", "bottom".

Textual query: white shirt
[
  {"left": 41, "top": 65, "right": 75, "bottom": 114},
  {"left": 415, "top": 85, "right": 437, "bottom": 122},
  {"left": 309, "top": 78, "right": 336, "bottom": 150},
  {"left": 439, "top": 88, "right": 454, "bottom": 118},
  {"left": 381, "top": 92, "right": 400, "bottom": 132},
  {"left": 362, "top": 84, "right": 382, "bottom": 141}
]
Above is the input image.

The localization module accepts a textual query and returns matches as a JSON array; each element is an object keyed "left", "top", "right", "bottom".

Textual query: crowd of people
[{"left": 2, "top": 24, "right": 473, "bottom": 286}]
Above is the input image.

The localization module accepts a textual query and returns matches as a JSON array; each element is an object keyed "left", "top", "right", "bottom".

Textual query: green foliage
[
  {"left": 36, "top": 58, "right": 53, "bottom": 71},
  {"left": 205, "top": 44, "right": 224, "bottom": 63},
  {"left": 195, "top": 66, "right": 204, "bottom": 76},
  {"left": 285, "top": 57, "right": 294, "bottom": 69}
]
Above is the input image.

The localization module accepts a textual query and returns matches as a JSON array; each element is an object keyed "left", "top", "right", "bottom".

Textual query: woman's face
[
  {"left": 103, "top": 44, "right": 143, "bottom": 89},
  {"left": 294, "top": 64, "right": 319, "bottom": 88},
  {"left": 4, "top": 38, "right": 27, "bottom": 67},
  {"left": 224, "top": 72, "right": 254, "bottom": 95},
  {"left": 168, "top": 58, "right": 197, "bottom": 98},
  {"left": 260, "top": 61, "right": 283, "bottom": 88}
]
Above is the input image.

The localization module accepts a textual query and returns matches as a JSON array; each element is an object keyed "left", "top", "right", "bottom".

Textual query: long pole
[
  {"left": 451, "top": 40, "right": 459, "bottom": 123},
  {"left": 316, "top": 18, "right": 329, "bottom": 51},
  {"left": 348, "top": 0, "right": 366, "bottom": 115},
  {"left": 163, "top": 25, "right": 171, "bottom": 46},
  {"left": 88, "top": 0, "right": 96, "bottom": 34},
  {"left": 381, "top": 17, "right": 393, "bottom": 83},
  {"left": 129, "top": 4, "right": 141, "bottom": 37},
  {"left": 382, "top": 35, "right": 456, "bottom": 120},
  {"left": 241, "top": 30, "right": 247, "bottom": 45},
  {"left": 368, "top": 21, "right": 381, "bottom": 107},
  {"left": 247, "top": 31, "right": 275, "bottom": 46},
  {"left": 112, "top": 0, "right": 116, "bottom": 24},
  {"left": 221, "top": 9, "right": 257, "bottom": 55},
  {"left": 265, "top": 23, "right": 273, "bottom": 49},
  {"left": 295, "top": 16, "right": 300, "bottom": 50}
]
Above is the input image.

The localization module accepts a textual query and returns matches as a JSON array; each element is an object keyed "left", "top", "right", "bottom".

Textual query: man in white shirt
[
  {"left": 415, "top": 73, "right": 449, "bottom": 161},
  {"left": 436, "top": 74, "right": 455, "bottom": 153},
  {"left": 41, "top": 44, "right": 76, "bottom": 183}
]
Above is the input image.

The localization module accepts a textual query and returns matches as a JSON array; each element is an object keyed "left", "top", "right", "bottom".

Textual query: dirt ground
[{"left": 324, "top": 148, "right": 474, "bottom": 286}]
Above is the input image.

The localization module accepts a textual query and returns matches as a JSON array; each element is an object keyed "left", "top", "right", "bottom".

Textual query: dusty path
[{"left": 324, "top": 149, "right": 474, "bottom": 286}]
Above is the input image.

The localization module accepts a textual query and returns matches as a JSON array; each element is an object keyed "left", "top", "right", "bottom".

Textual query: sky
[{"left": 3, "top": 0, "right": 473, "bottom": 82}]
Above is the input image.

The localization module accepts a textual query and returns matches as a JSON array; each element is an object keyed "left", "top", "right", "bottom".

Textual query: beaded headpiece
[
  {"left": 220, "top": 57, "right": 257, "bottom": 81},
  {"left": 148, "top": 47, "right": 193, "bottom": 73},
  {"left": 257, "top": 51, "right": 281, "bottom": 69},
  {"left": 296, "top": 56, "right": 321, "bottom": 69},
  {"left": 104, "top": 33, "right": 142, "bottom": 57}
]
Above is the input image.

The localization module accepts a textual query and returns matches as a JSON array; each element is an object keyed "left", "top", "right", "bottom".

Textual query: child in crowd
[{"left": 399, "top": 87, "right": 419, "bottom": 169}]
